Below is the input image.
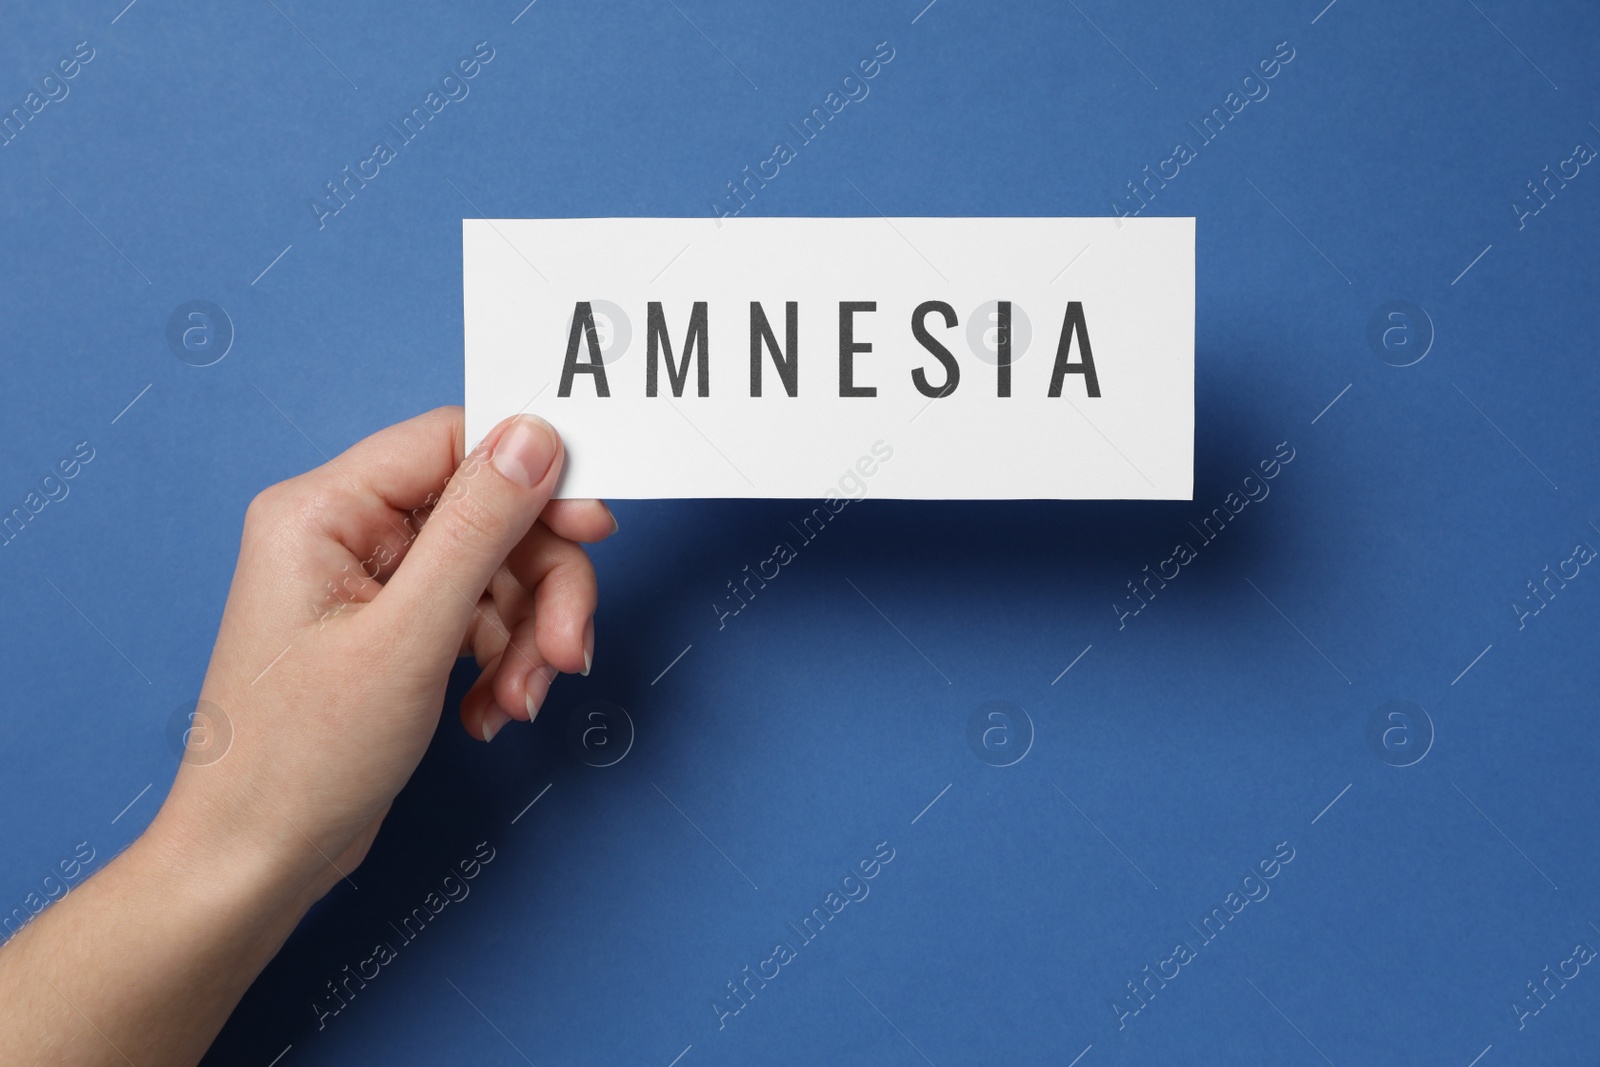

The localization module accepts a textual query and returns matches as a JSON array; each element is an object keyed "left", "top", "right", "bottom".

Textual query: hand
[
  {"left": 158, "top": 406, "right": 613, "bottom": 903},
  {"left": 0, "top": 406, "right": 616, "bottom": 1067}
]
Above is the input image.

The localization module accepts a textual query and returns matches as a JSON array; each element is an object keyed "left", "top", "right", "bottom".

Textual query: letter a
[
  {"left": 558, "top": 302, "right": 611, "bottom": 397},
  {"left": 1047, "top": 301, "right": 1101, "bottom": 397}
]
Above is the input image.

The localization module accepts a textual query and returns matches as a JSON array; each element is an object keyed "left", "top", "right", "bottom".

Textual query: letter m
[
  {"left": 0, "top": 108, "right": 26, "bottom": 144},
  {"left": 2, "top": 507, "right": 29, "bottom": 540},
  {"left": 647, "top": 301, "right": 709, "bottom": 397}
]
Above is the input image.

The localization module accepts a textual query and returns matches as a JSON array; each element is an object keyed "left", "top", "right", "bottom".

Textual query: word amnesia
[{"left": 557, "top": 300, "right": 1101, "bottom": 399}]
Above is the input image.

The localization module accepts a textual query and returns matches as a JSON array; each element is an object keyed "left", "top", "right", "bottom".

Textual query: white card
[{"left": 463, "top": 217, "right": 1193, "bottom": 500}]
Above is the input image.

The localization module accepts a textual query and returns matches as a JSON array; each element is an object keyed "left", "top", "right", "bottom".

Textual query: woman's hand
[
  {"left": 163, "top": 405, "right": 613, "bottom": 900},
  {"left": 0, "top": 406, "right": 612, "bottom": 1067}
]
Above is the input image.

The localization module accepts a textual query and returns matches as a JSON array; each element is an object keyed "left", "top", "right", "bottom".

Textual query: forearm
[{"left": 0, "top": 810, "right": 315, "bottom": 1067}]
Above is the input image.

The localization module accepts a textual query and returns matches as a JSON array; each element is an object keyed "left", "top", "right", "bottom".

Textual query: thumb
[{"left": 377, "top": 414, "right": 563, "bottom": 657}]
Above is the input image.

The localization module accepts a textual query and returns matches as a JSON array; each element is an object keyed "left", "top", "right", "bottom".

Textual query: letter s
[{"left": 909, "top": 301, "right": 961, "bottom": 399}]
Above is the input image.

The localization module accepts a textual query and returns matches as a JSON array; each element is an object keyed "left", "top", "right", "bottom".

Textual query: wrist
[
  {"left": 140, "top": 796, "right": 323, "bottom": 946},
  {"left": 155, "top": 745, "right": 378, "bottom": 906}
]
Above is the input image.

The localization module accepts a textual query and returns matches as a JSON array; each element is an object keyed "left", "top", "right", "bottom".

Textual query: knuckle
[
  {"left": 241, "top": 485, "right": 298, "bottom": 558},
  {"left": 244, "top": 482, "right": 286, "bottom": 524},
  {"left": 541, "top": 547, "right": 599, "bottom": 604},
  {"left": 550, "top": 540, "right": 594, "bottom": 582},
  {"left": 242, "top": 477, "right": 341, "bottom": 547},
  {"left": 431, "top": 488, "right": 502, "bottom": 551}
]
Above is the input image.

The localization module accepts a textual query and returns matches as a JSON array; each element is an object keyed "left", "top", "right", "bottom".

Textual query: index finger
[
  {"left": 539, "top": 499, "right": 618, "bottom": 543},
  {"left": 320, "top": 406, "right": 466, "bottom": 512}
]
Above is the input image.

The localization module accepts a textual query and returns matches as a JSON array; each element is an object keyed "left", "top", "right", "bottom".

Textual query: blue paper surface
[{"left": 1, "top": 1, "right": 1597, "bottom": 1063}]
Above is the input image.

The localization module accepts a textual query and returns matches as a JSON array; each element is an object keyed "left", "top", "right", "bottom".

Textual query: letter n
[{"left": 750, "top": 301, "right": 798, "bottom": 397}]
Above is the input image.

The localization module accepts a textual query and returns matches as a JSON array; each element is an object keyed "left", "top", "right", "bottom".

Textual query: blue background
[{"left": 3, "top": 0, "right": 1598, "bottom": 1063}]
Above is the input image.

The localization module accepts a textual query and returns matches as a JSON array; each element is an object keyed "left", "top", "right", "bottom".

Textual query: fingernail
[
  {"left": 582, "top": 616, "right": 594, "bottom": 676},
  {"left": 490, "top": 416, "right": 558, "bottom": 489},
  {"left": 525, "top": 667, "right": 554, "bottom": 722},
  {"left": 608, "top": 508, "right": 620, "bottom": 535},
  {"left": 483, "top": 704, "right": 512, "bottom": 742}
]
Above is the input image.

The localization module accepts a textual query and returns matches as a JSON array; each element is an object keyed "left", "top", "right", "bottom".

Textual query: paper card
[{"left": 463, "top": 217, "right": 1193, "bottom": 500}]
